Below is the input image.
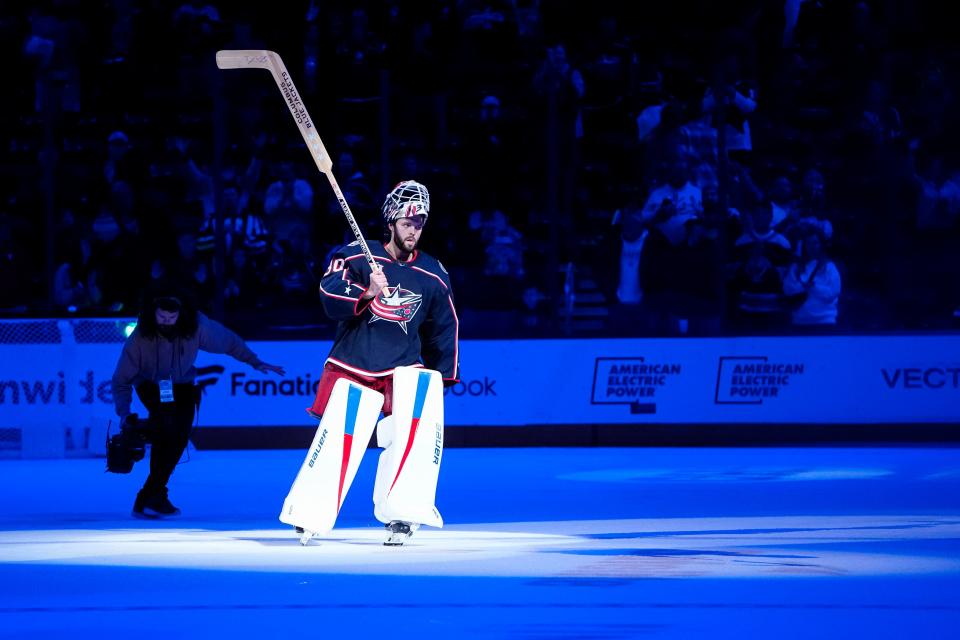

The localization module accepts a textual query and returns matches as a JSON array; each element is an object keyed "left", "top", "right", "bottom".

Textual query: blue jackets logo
[{"left": 369, "top": 286, "right": 423, "bottom": 334}]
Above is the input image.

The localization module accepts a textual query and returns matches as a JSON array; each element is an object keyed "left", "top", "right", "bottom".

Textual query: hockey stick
[{"left": 215, "top": 49, "right": 380, "bottom": 273}]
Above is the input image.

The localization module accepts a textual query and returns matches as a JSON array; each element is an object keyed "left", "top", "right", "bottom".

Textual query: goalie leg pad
[
  {"left": 372, "top": 367, "right": 444, "bottom": 528},
  {"left": 280, "top": 379, "right": 383, "bottom": 536}
]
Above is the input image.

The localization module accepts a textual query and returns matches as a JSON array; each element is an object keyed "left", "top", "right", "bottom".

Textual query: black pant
[{"left": 135, "top": 382, "right": 199, "bottom": 495}]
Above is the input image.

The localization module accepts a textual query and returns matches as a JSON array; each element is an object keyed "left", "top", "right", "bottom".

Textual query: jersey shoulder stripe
[{"left": 412, "top": 252, "right": 452, "bottom": 288}]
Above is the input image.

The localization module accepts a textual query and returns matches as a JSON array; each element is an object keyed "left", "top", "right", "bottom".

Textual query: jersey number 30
[{"left": 324, "top": 258, "right": 346, "bottom": 276}]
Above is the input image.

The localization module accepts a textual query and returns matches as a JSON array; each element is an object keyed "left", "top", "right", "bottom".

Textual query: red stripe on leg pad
[
  {"left": 389, "top": 418, "right": 419, "bottom": 493},
  {"left": 337, "top": 434, "right": 353, "bottom": 509}
]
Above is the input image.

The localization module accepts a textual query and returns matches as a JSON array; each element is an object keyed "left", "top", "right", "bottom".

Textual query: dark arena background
[{"left": 1, "top": 2, "right": 959, "bottom": 638}]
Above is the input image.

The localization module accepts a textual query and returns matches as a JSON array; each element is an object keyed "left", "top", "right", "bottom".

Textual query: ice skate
[
  {"left": 384, "top": 520, "right": 419, "bottom": 546},
  {"left": 292, "top": 525, "right": 315, "bottom": 546},
  {"left": 297, "top": 528, "right": 314, "bottom": 546}
]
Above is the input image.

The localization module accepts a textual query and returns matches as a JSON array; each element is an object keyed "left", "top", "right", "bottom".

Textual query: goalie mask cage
[{"left": 0, "top": 318, "right": 132, "bottom": 459}]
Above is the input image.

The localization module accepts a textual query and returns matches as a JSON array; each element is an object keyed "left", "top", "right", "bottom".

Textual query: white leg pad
[
  {"left": 279, "top": 379, "right": 383, "bottom": 536},
  {"left": 372, "top": 367, "right": 444, "bottom": 528}
]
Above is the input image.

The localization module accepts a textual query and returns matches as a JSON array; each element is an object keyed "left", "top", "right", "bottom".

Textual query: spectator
[
  {"left": 615, "top": 199, "right": 646, "bottom": 305},
  {"left": 902, "top": 148, "right": 960, "bottom": 325},
  {"left": 702, "top": 59, "right": 757, "bottom": 159},
  {"left": 701, "top": 181, "right": 742, "bottom": 246},
  {"left": 616, "top": 149, "right": 705, "bottom": 312},
  {"left": 791, "top": 169, "right": 834, "bottom": 241},
  {"left": 177, "top": 230, "right": 214, "bottom": 309},
  {"left": 462, "top": 94, "right": 515, "bottom": 207},
  {"left": 471, "top": 208, "right": 525, "bottom": 277},
  {"left": 639, "top": 208, "right": 693, "bottom": 334},
  {"left": 734, "top": 206, "right": 792, "bottom": 263},
  {"left": 330, "top": 150, "right": 373, "bottom": 223},
  {"left": 264, "top": 159, "right": 314, "bottom": 246},
  {"left": 782, "top": 227, "right": 842, "bottom": 327},
  {"left": 768, "top": 175, "right": 796, "bottom": 229},
  {"left": 467, "top": 207, "right": 526, "bottom": 310},
  {"left": 858, "top": 79, "right": 902, "bottom": 148},
  {"left": 533, "top": 42, "right": 586, "bottom": 139},
  {"left": 158, "top": 134, "right": 215, "bottom": 222},
  {"left": 52, "top": 242, "right": 93, "bottom": 311},
  {"left": 197, "top": 187, "right": 270, "bottom": 259},
  {"left": 728, "top": 242, "right": 788, "bottom": 332},
  {"left": 223, "top": 246, "right": 268, "bottom": 310},
  {"left": 679, "top": 104, "right": 719, "bottom": 172},
  {"left": 273, "top": 239, "right": 312, "bottom": 304},
  {"left": 640, "top": 155, "right": 703, "bottom": 224},
  {"left": 85, "top": 204, "right": 140, "bottom": 312},
  {"left": 102, "top": 131, "right": 147, "bottom": 194},
  {"left": 533, "top": 41, "right": 586, "bottom": 238},
  {"left": 913, "top": 151, "right": 960, "bottom": 232},
  {"left": 635, "top": 87, "right": 669, "bottom": 143},
  {"left": 728, "top": 206, "right": 793, "bottom": 331},
  {"left": 23, "top": 8, "right": 83, "bottom": 113}
]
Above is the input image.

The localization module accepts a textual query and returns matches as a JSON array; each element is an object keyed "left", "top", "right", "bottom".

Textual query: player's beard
[{"left": 392, "top": 231, "right": 418, "bottom": 256}]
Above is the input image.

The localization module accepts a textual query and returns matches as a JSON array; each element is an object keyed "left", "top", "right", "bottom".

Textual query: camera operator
[{"left": 111, "top": 286, "right": 284, "bottom": 518}]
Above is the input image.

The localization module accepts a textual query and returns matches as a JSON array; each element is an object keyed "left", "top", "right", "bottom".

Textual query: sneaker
[
  {"left": 132, "top": 488, "right": 181, "bottom": 519},
  {"left": 383, "top": 520, "right": 419, "bottom": 546},
  {"left": 132, "top": 490, "right": 155, "bottom": 519}
]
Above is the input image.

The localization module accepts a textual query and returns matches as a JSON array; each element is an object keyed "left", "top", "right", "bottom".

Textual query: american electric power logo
[
  {"left": 714, "top": 356, "right": 805, "bottom": 404},
  {"left": 591, "top": 357, "right": 682, "bottom": 414}
]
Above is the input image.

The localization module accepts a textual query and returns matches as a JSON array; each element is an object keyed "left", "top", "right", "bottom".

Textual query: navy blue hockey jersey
[{"left": 318, "top": 241, "right": 460, "bottom": 382}]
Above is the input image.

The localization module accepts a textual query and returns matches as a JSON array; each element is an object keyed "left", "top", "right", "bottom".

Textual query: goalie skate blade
[
  {"left": 299, "top": 530, "right": 314, "bottom": 546},
  {"left": 383, "top": 522, "right": 417, "bottom": 546}
]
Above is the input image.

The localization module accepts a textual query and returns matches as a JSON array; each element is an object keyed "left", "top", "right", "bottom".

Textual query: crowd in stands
[{"left": 1, "top": 1, "right": 958, "bottom": 337}]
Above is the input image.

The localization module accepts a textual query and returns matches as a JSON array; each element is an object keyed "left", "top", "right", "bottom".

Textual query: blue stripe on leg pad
[
  {"left": 344, "top": 385, "right": 362, "bottom": 436},
  {"left": 412, "top": 371, "right": 432, "bottom": 420}
]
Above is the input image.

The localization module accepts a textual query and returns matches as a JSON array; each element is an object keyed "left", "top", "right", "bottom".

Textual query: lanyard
[{"left": 155, "top": 336, "right": 177, "bottom": 381}]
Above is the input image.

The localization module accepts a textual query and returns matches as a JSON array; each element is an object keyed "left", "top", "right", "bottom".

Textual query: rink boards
[{"left": 0, "top": 335, "right": 958, "bottom": 436}]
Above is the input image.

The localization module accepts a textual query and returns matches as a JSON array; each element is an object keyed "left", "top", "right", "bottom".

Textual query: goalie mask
[{"left": 382, "top": 180, "right": 430, "bottom": 223}]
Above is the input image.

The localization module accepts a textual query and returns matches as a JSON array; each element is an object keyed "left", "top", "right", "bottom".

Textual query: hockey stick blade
[{"left": 215, "top": 50, "right": 272, "bottom": 70}]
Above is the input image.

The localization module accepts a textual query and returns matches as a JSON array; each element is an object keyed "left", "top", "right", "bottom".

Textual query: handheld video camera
[{"left": 105, "top": 414, "right": 154, "bottom": 474}]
